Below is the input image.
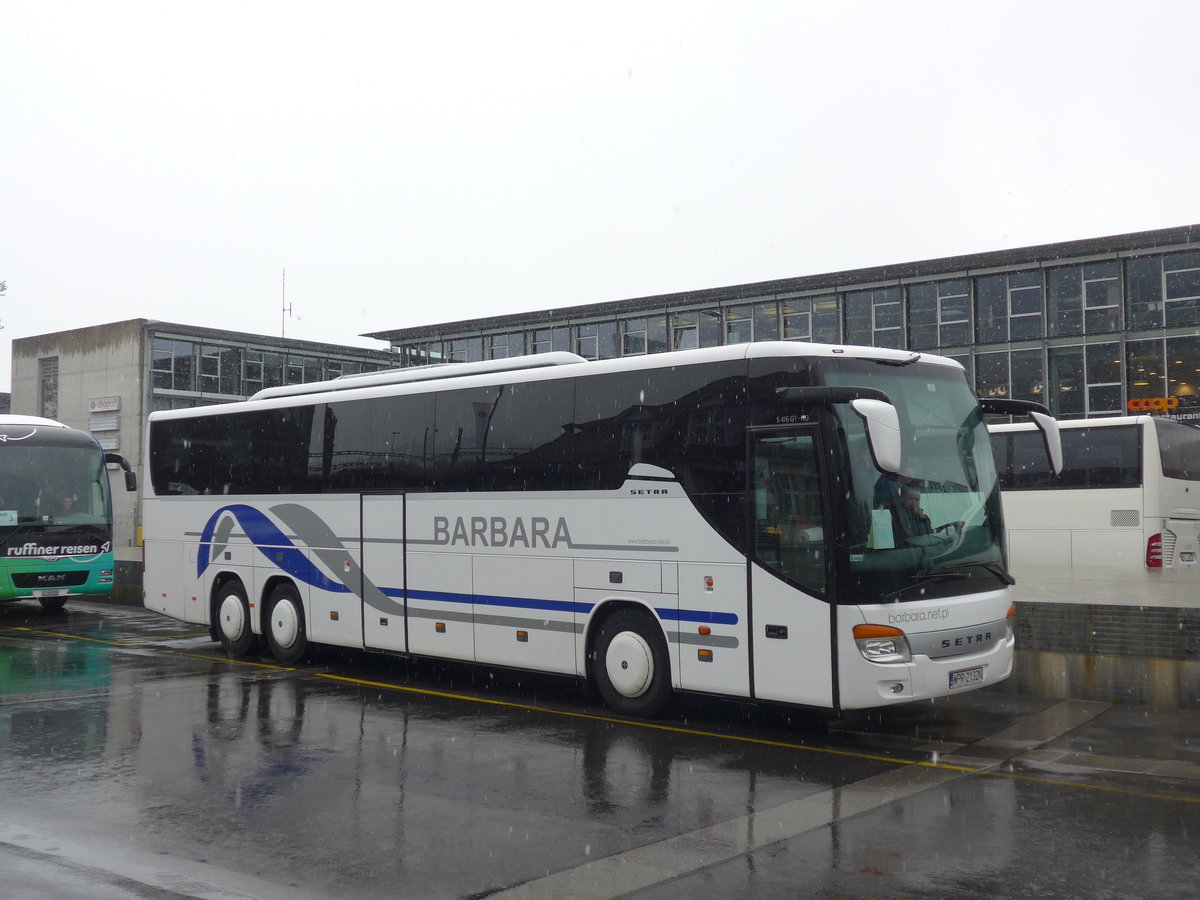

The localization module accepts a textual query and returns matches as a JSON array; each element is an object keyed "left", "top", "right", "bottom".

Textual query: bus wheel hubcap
[
  {"left": 219, "top": 595, "right": 245, "bottom": 640},
  {"left": 272, "top": 601, "right": 299, "bottom": 648},
  {"left": 606, "top": 632, "right": 653, "bottom": 698}
]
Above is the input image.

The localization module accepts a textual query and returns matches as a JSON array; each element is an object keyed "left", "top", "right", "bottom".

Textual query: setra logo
[{"left": 1127, "top": 397, "right": 1180, "bottom": 412}]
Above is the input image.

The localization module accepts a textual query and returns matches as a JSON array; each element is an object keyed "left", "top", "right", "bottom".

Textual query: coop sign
[{"left": 1127, "top": 397, "right": 1179, "bottom": 413}]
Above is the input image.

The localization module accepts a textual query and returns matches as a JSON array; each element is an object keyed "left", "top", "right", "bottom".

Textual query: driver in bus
[{"left": 893, "top": 482, "right": 934, "bottom": 539}]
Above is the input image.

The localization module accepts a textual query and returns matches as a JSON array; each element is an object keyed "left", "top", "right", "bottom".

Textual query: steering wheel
[{"left": 935, "top": 521, "right": 964, "bottom": 537}]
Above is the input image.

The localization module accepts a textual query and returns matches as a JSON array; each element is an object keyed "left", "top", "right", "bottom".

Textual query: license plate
[
  {"left": 949, "top": 666, "right": 984, "bottom": 690},
  {"left": 32, "top": 589, "right": 68, "bottom": 598}
]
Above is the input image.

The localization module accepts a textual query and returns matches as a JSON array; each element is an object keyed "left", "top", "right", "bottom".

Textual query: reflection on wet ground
[{"left": 2, "top": 599, "right": 1199, "bottom": 899}]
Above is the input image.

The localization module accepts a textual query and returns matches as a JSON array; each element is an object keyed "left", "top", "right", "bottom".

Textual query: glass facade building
[
  {"left": 148, "top": 326, "right": 393, "bottom": 412},
  {"left": 367, "top": 225, "right": 1200, "bottom": 423}
]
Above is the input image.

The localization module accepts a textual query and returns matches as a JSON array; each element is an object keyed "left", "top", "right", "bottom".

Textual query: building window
[
  {"left": 782, "top": 299, "right": 811, "bottom": 341},
  {"left": 845, "top": 287, "right": 902, "bottom": 349},
  {"left": 486, "top": 334, "right": 509, "bottom": 360},
  {"left": 975, "top": 271, "right": 1043, "bottom": 344},
  {"left": 1126, "top": 339, "right": 1165, "bottom": 411},
  {"left": 445, "top": 337, "right": 483, "bottom": 363},
  {"left": 1083, "top": 262, "right": 1122, "bottom": 333},
  {"left": 243, "top": 351, "right": 263, "bottom": 394},
  {"left": 621, "top": 319, "right": 648, "bottom": 355},
  {"left": 1164, "top": 251, "right": 1200, "bottom": 328},
  {"left": 812, "top": 297, "right": 840, "bottom": 343},
  {"left": 975, "top": 351, "right": 1009, "bottom": 399},
  {"left": 972, "top": 349, "right": 1044, "bottom": 405},
  {"left": 485, "top": 332, "right": 526, "bottom": 360},
  {"left": 152, "top": 338, "right": 197, "bottom": 391},
  {"left": 753, "top": 301, "right": 779, "bottom": 341},
  {"left": 1049, "top": 262, "right": 1121, "bottom": 336},
  {"left": 1168, "top": 334, "right": 1200, "bottom": 421},
  {"left": 596, "top": 322, "right": 619, "bottom": 359},
  {"left": 907, "top": 284, "right": 938, "bottom": 350},
  {"left": 1010, "top": 348, "right": 1046, "bottom": 404},
  {"left": 724, "top": 305, "right": 753, "bottom": 344},
  {"left": 574, "top": 322, "right": 619, "bottom": 359},
  {"left": 936, "top": 280, "right": 971, "bottom": 347},
  {"left": 1126, "top": 255, "right": 1164, "bottom": 329},
  {"left": 575, "top": 324, "right": 598, "bottom": 360},
  {"left": 671, "top": 312, "right": 699, "bottom": 350},
  {"left": 39, "top": 356, "right": 59, "bottom": 419},
  {"left": 1085, "top": 342, "right": 1123, "bottom": 415},
  {"left": 530, "top": 327, "right": 570, "bottom": 355},
  {"left": 1048, "top": 346, "right": 1085, "bottom": 418}
]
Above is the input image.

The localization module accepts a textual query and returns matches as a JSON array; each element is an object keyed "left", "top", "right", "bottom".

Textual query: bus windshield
[
  {"left": 823, "top": 359, "right": 1006, "bottom": 602},
  {"left": 0, "top": 443, "right": 112, "bottom": 531}
]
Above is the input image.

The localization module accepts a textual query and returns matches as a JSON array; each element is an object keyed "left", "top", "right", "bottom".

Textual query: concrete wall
[{"left": 996, "top": 601, "right": 1200, "bottom": 709}]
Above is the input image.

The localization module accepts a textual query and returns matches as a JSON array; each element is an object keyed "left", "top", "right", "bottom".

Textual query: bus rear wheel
[
  {"left": 265, "top": 583, "right": 308, "bottom": 666},
  {"left": 38, "top": 596, "right": 68, "bottom": 614},
  {"left": 215, "top": 580, "right": 256, "bottom": 657},
  {"left": 592, "top": 609, "right": 673, "bottom": 718}
]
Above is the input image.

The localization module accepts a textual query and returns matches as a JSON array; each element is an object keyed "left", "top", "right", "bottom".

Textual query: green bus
[{"left": 0, "top": 415, "right": 136, "bottom": 612}]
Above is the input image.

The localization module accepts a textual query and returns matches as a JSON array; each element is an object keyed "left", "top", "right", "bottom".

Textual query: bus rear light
[
  {"left": 1146, "top": 534, "right": 1163, "bottom": 568},
  {"left": 853, "top": 624, "right": 911, "bottom": 663}
]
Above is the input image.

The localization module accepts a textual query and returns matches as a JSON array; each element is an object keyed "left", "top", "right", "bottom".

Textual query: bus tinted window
[
  {"left": 433, "top": 380, "right": 576, "bottom": 491},
  {"left": 571, "top": 362, "right": 746, "bottom": 494},
  {"left": 1155, "top": 419, "right": 1200, "bottom": 480},
  {"left": 998, "top": 425, "right": 1141, "bottom": 489},
  {"left": 150, "top": 407, "right": 315, "bottom": 495},
  {"left": 477, "top": 378, "right": 576, "bottom": 491}
]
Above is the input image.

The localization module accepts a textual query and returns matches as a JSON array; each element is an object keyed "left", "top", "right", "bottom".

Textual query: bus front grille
[{"left": 11, "top": 571, "right": 90, "bottom": 588}]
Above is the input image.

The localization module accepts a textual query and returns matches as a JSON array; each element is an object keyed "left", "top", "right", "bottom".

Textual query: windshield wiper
[
  {"left": 882, "top": 562, "right": 1013, "bottom": 602},
  {"left": 875, "top": 351, "right": 921, "bottom": 367},
  {"left": 947, "top": 561, "right": 1016, "bottom": 585},
  {"left": 883, "top": 571, "right": 969, "bottom": 601}
]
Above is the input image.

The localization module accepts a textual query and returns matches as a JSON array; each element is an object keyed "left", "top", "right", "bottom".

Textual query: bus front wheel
[
  {"left": 265, "top": 583, "right": 308, "bottom": 666},
  {"left": 215, "top": 580, "right": 256, "bottom": 657},
  {"left": 592, "top": 609, "right": 673, "bottom": 718}
]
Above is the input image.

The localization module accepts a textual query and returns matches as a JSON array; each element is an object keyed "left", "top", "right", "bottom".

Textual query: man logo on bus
[{"left": 1127, "top": 397, "right": 1180, "bottom": 412}]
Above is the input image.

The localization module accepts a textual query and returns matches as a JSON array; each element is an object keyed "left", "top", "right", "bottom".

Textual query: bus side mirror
[
  {"left": 851, "top": 398, "right": 902, "bottom": 475},
  {"left": 978, "top": 398, "right": 1062, "bottom": 477},
  {"left": 1029, "top": 411, "right": 1063, "bottom": 476},
  {"left": 105, "top": 452, "right": 138, "bottom": 492}
]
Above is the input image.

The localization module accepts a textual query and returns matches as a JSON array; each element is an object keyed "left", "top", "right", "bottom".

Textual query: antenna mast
[{"left": 281, "top": 268, "right": 293, "bottom": 337}]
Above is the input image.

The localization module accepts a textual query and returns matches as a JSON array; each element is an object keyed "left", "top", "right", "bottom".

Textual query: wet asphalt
[{"left": 1, "top": 599, "right": 1198, "bottom": 899}]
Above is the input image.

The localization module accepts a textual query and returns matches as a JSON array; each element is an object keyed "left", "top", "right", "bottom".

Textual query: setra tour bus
[
  {"left": 988, "top": 415, "right": 1200, "bottom": 574},
  {"left": 0, "top": 415, "right": 137, "bottom": 612},
  {"left": 142, "top": 342, "right": 1059, "bottom": 716}
]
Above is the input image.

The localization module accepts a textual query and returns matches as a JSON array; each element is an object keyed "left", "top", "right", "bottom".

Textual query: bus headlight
[{"left": 853, "top": 624, "right": 911, "bottom": 663}]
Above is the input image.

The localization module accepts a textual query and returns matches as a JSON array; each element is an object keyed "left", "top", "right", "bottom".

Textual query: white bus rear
[{"left": 988, "top": 416, "right": 1200, "bottom": 574}]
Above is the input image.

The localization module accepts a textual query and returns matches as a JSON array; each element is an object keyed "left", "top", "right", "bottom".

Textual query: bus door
[
  {"left": 747, "top": 426, "right": 837, "bottom": 708},
  {"left": 361, "top": 494, "right": 409, "bottom": 653}
]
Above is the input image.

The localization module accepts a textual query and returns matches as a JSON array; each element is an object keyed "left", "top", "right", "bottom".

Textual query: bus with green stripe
[{"left": 0, "top": 415, "right": 136, "bottom": 612}]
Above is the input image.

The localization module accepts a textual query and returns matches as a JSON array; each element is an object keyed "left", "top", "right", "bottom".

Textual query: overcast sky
[{"left": 3, "top": 1, "right": 1198, "bottom": 392}]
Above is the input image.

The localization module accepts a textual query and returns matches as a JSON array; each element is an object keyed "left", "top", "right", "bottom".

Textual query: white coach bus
[
  {"left": 143, "top": 342, "right": 1059, "bottom": 716},
  {"left": 988, "top": 415, "right": 1200, "bottom": 573}
]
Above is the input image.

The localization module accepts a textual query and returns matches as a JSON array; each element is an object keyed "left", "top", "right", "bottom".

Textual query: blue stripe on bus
[
  {"left": 654, "top": 608, "right": 740, "bottom": 626},
  {"left": 407, "top": 588, "right": 738, "bottom": 626}
]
